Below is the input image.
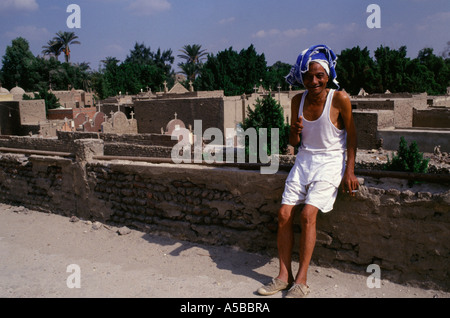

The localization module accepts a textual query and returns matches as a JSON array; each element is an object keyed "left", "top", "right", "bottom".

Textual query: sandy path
[{"left": 0, "top": 203, "right": 448, "bottom": 299}]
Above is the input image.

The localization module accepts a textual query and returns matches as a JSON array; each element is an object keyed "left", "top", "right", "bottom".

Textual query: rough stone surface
[{"left": 0, "top": 146, "right": 449, "bottom": 291}]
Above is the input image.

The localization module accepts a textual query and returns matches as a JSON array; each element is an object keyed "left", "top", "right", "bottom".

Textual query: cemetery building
[{"left": 0, "top": 80, "right": 449, "bottom": 153}]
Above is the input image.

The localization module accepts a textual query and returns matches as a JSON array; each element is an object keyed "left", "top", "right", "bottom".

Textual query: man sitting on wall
[{"left": 257, "top": 44, "right": 359, "bottom": 298}]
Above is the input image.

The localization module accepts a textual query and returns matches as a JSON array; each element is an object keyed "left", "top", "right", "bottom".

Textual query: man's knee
[
  {"left": 299, "top": 205, "right": 318, "bottom": 227},
  {"left": 278, "top": 205, "right": 295, "bottom": 226}
]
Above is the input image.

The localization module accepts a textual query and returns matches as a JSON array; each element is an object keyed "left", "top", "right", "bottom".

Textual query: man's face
[{"left": 302, "top": 62, "right": 329, "bottom": 94}]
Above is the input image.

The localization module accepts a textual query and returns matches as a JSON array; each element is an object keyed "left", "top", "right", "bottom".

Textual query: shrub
[
  {"left": 384, "top": 136, "right": 429, "bottom": 173},
  {"left": 241, "top": 95, "right": 289, "bottom": 158}
]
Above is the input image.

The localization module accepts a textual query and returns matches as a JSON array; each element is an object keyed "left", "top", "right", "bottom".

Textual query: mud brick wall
[
  {"left": 413, "top": 108, "right": 450, "bottom": 129},
  {"left": 0, "top": 140, "right": 449, "bottom": 291},
  {"left": 89, "top": 162, "right": 283, "bottom": 250}
]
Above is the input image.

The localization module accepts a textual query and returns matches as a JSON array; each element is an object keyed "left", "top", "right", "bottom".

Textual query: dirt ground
[{"left": 0, "top": 202, "right": 448, "bottom": 299}]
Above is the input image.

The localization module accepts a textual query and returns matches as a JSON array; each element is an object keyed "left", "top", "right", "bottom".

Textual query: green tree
[
  {"left": 374, "top": 45, "right": 409, "bottom": 93},
  {"left": 195, "top": 45, "right": 267, "bottom": 96},
  {"left": 265, "top": 61, "right": 293, "bottom": 92},
  {"left": 1, "top": 37, "right": 36, "bottom": 90},
  {"left": 241, "top": 95, "right": 289, "bottom": 158},
  {"left": 95, "top": 43, "right": 174, "bottom": 98},
  {"left": 151, "top": 47, "right": 175, "bottom": 80},
  {"left": 178, "top": 44, "right": 208, "bottom": 81},
  {"left": 125, "top": 42, "right": 153, "bottom": 65},
  {"left": 336, "top": 46, "right": 380, "bottom": 95},
  {"left": 53, "top": 31, "right": 81, "bottom": 63},
  {"left": 96, "top": 57, "right": 121, "bottom": 98},
  {"left": 415, "top": 48, "right": 450, "bottom": 95},
  {"left": 41, "top": 39, "right": 64, "bottom": 61},
  {"left": 28, "top": 56, "right": 92, "bottom": 92}
]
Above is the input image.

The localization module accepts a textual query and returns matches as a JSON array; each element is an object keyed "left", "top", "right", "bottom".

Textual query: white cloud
[
  {"left": 282, "top": 28, "right": 308, "bottom": 38},
  {"left": 417, "top": 11, "right": 450, "bottom": 31},
  {"left": 0, "top": 0, "right": 38, "bottom": 13},
  {"left": 253, "top": 29, "right": 279, "bottom": 38},
  {"left": 219, "top": 17, "right": 235, "bottom": 25},
  {"left": 315, "top": 23, "right": 334, "bottom": 32},
  {"left": 253, "top": 28, "right": 307, "bottom": 39},
  {"left": 127, "top": 0, "right": 171, "bottom": 16},
  {"left": 4, "top": 25, "right": 50, "bottom": 41},
  {"left": 104, "top": 44, "right": 127, "bottom": 57}
]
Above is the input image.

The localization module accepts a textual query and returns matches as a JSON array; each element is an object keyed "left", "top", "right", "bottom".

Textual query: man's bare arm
[
  {"left": 335, "top": 91, "right": 359, "bottom": 195},
  {"left": 289, "top": 93, "right": 303, "bottom": 147}
]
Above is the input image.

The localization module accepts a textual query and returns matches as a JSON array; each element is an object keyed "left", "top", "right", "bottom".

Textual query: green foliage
[
  {"left": 384, "top": 137, "right": 429, "bottom": 173},
  {"left": 50, "top": 31, "right": 80, "bottom": 63},
  {"left": 1, "top": 35, "right": 449, "bottom": 100},
  {"left": 337, "top": 45, "right": 450, "bottom": 95},
  {"left": 178, "top": 44, "right": 208, "bottom": 82},
  {"left": 194, "top": 45, "right": 268, "bottom": 96},
  {"left": 241, "top": 95, "right": 289, "bottom": 158},
  {"left": 93, "top": 42, "right": 174, "bottom": 99},
  {"left": 1, "top": 37, "right": 36, "bottom": 91},
  {"left": 335, "top": 46, "right": 380, "bottom": 95},
  {"left": 265, "top": 61, "right": 293, "bottom": 92}
]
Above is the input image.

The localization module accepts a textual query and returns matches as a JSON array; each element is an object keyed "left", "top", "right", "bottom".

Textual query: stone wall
[
  {"left": 0, "top": 139, "right": 448, "bottom": 291},
  {"left": 413, "top": 108, "right": 450, "bottom": 128},
  {"left": 0, "top": 100, "right": 46, "bottom": 135},
  {"left": 353, "top": 110, "right": 398, "bottom": 149},
  {"left": 378, "top": 129, "right": 450, "bottom": 153},
  {"left": 0, "top": 101, "right": 20, "bottom": 135},
  {"left": 0, "top": 133, "right": 177, "bottom": 158},
  {"left": 134, "top": 97, "right": 225, "bottom": 135},
  {"left": 18, "top": 100, "right": 46, "bottom": 125}
]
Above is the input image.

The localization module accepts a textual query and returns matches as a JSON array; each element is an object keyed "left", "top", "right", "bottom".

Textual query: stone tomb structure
[
  {"left": 0, "top": 99, "right": 46, "bottom": 135},
  {"left": 102, "top": 111, "right": 137, "bottom": 134},
  {"left": 351, "top": 92, "right": 450, "bottom": 152},
  {"left": 61, "top": 110, "right": 137, "bottom": 135}
]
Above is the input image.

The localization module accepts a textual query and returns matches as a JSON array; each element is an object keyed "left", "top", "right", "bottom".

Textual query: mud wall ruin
[{"left": 0, "top": 139, "right": 449, "bottom": 291}]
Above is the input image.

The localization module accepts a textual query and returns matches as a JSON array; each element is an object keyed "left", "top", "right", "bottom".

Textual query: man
[{"left": 257, "top": 44, "right": 359, "bottom": 298}]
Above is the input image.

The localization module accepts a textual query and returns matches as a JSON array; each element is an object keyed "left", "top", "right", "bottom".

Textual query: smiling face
[{"left": 302, "top": 62, "right": 329, "bottom": 95}]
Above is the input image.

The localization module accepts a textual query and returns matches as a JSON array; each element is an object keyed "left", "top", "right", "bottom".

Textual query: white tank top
[
  {"left": 299, "top": 89, "right": 346, "bottom": 153},
  {"left": 286, "top": 89, "right": 347, "bottom": 187}
]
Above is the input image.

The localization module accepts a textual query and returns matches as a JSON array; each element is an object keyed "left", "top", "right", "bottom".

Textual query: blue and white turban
[{"left": 285, "top": 44, "right": 339, "bottom": 89}]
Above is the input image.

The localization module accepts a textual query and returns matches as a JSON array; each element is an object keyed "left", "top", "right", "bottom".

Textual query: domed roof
[
  {"left": 0, "top": 86, "right": 9, "bottom": 94},
  {"left": 10, "top": 85, "right": 25, "bottom": 95}
]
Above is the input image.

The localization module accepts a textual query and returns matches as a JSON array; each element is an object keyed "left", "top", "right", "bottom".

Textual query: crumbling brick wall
[{"left": 0, "top": 141, "right": 448, "bottom": 291}]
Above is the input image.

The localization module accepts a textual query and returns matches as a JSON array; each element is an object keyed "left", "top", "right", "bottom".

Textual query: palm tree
[
  {"left": 53, "top": 31, "right": 80, "bottom": 63},
  {"left": 177, "top": 44, "right": 208, "bottom": 81},
  {"left": 41, "top": 40, "right": 64, "bottom": 61}
]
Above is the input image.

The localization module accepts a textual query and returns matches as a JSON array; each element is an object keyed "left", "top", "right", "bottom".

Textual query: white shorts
[{"left": 281, "top": 181, "right": 338, "bottom": 213}]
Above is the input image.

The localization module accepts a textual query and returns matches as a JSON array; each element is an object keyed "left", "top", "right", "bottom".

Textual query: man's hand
[
  {"left": 291, "top": 116, "right": 303, "bottom": 135},
  {"left": 341, "top": 169, "right": 359, "bottom": 196},
  {"left": 289, "top": 116, "right": 303, "bottom": 147}
]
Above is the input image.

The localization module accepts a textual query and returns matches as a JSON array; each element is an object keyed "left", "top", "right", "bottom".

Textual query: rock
[
  {"left": 117, "top": 226, "right": 131, "bottom": 236},
  {"left": 92, "top": 221, "right": 102, "bottom": 230},
  {"left": 69, "top": 216, "right": 80, "bottom": 223},
  {"left": 12, "top": 206, "right": 26, "bottom": 213}
]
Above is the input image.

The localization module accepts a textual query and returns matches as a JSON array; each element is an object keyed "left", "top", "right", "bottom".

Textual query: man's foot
[
  {"left": 285, "top": 283, "right": 310, "bottom": 298},
  {"left": 257, "top": 278, "right": 290, "bottom": 296}
]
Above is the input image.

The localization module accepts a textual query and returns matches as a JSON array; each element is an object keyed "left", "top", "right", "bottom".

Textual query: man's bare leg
[
  {"left": 295, "top": 204, "right": 319, "bottom": 285},
  {"left": 275, "top": 204, "right": 297, "bottom": 284}
]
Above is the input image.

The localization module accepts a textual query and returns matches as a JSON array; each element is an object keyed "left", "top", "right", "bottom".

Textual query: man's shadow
[{"left": 141, "top": 232, "right": 277, "bottom": 295}]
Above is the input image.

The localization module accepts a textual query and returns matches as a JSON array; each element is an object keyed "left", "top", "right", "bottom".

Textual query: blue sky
[{"left": 0, "top": 0, "right": 449, "bottom": 73}]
